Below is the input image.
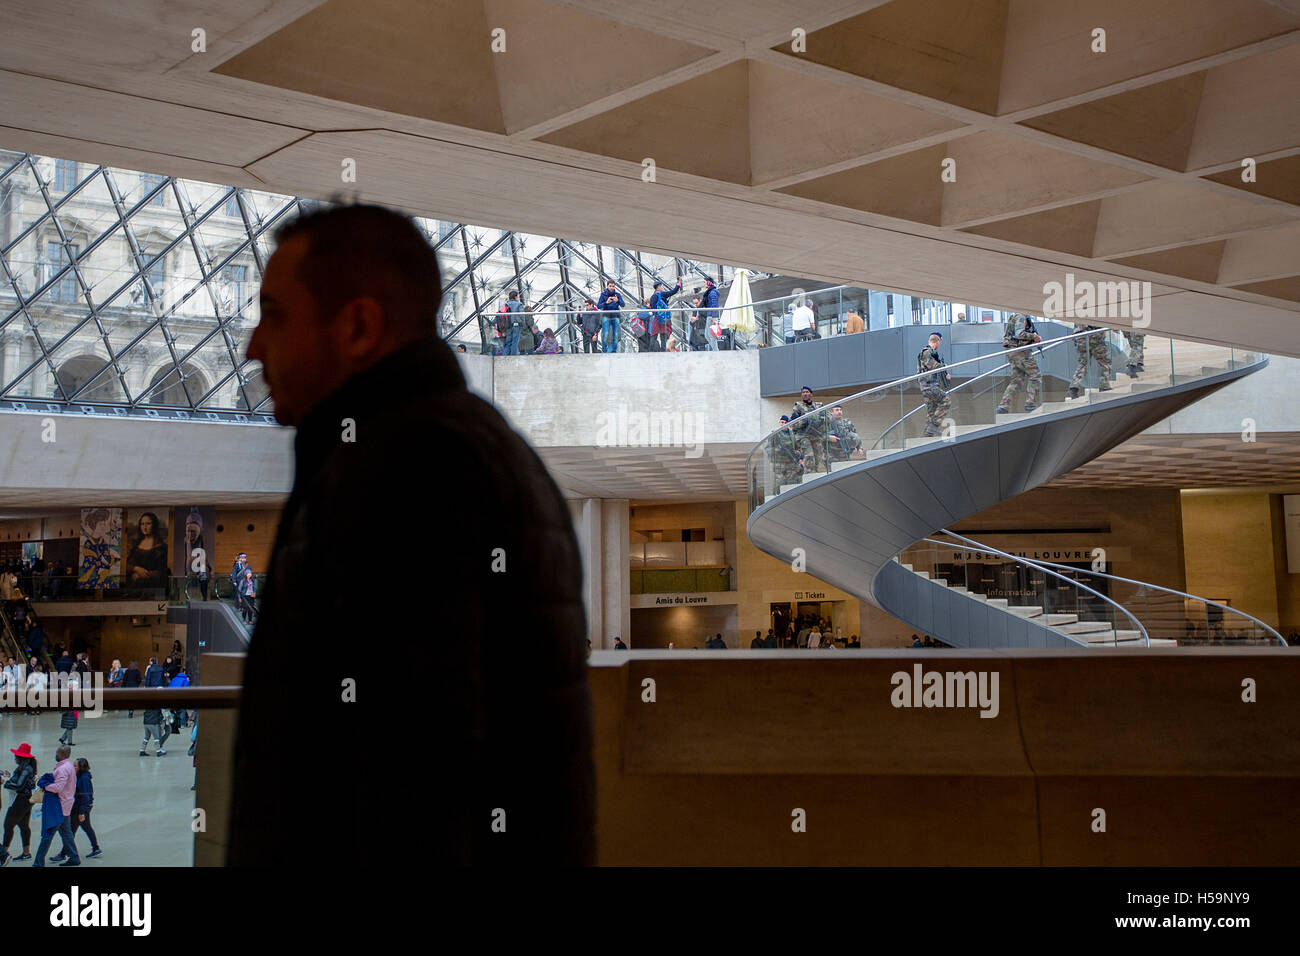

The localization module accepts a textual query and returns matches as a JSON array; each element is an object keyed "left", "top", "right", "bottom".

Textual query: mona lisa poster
[
  {"left": 123, "top": 509, "right": 170, "bottom": 590},
  {"left": 78, "top": 508, "right": 122, "bottom": 589}
]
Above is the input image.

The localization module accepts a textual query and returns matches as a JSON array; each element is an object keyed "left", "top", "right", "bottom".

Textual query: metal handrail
[
  {"left": 870, "top": 356, "right": 1014, "bottom": 449},
  {"left": 937, "top": 535, "right": 1288, "bottom": 647},
  {"left": 747, "top": 325, "right": 1126, "bottom": 481},
  {"left": 918, "top": 535, "right": 1151, "bottom": 648}
]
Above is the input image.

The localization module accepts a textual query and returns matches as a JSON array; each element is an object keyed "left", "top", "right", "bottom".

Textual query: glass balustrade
[
  {"left": 899, "top": 537, "right": 1147, "bottom": 647},
  {"left": 749, "top": 329, "right": 1264, "bottom": 511}
]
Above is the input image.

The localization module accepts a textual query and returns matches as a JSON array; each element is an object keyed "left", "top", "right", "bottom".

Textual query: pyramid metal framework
[{"left": 0, "top": 150, "right": 745, "bottom": 415}]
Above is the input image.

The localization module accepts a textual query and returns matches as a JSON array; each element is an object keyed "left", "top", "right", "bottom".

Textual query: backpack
[{"left": 629, "top": 317, "right": 646, "bottom": 337}]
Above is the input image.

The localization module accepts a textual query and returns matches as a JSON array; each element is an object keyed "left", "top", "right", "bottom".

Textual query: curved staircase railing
[
  {"left": 936, "top": 530, "right": 1287, "bottom": 647},
  {"left": 905, "top": 536, "right": 1151, "bottom": 647}
]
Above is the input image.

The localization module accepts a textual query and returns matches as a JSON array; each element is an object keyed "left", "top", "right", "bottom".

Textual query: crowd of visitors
[
  {"left": 480, "top": 276, "right": 733, "bottom": 355},
  {"left": 0, "top": 559, "right": 76, "bottom": 602},
  {"left": 0, "top": 631, "right": 199, "bottom": 866}
]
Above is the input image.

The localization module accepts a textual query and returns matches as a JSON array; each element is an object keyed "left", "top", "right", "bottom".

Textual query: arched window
[
  {"left": 146, "top": 363, "right": 210, "bottom": 407},
  {"left": 55, "top": 355, "right": 124, "bottom": 403}
]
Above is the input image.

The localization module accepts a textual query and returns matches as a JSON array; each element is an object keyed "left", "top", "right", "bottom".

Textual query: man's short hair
[{"left": 273, "top": 204, "right": 443, "bottom": 340}]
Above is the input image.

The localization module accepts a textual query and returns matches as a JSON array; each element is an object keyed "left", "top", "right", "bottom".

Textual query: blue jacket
[
  {"left": 73, "top": 771, "right": 93, "bottom": 814},
  {"left": 144, "top": 664, "right": 165, "bottom": 687},
  {"left": 649, "top": 282, "right": 682, "bottom": 331},
  {"left": 35, "top": 773, "right": 62, "bottom": 828},
  {"left": 596, "top": 289, "right": 624, "bottom": 316},
  {"left": 170, "top": 672, "right": 191, "bottom": 688},
  {"left": 701, "top": 285, "right": 720, "bottom": 319},
  {"left": 504, "top": 298, "right": 524, "bottom": 327}
]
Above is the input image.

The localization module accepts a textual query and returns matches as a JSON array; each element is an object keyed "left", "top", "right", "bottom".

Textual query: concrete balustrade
[{"left": 588, "top": 650, "right": 1300, "bottom": 865}]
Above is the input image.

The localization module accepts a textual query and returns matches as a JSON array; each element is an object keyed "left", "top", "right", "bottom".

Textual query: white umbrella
[{"left": 720, "top": 269, "right": 755, "bottom": 333}]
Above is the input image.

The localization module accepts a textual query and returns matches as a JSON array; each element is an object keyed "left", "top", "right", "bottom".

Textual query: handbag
[{"left": 29, "top": 789, "right": 40, "bottom": 805}]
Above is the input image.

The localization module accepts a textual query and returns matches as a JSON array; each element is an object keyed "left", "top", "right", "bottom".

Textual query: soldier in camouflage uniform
[
  {"left": 772, "top": 415, "right": 805, "bottom": 489},
  {"left": 1122, "top": 330, "right": 1145, "bottom": 377},
  {"left": 827, "top": 405, "right": 862, "bottom": 461},
  {"left": 917, "top": 331, "right": 953, "bottom": 437},
  {"left": 791, "top": 385, "right": 829, "bottom": 473},
  {"left": 1068, "top": 323, "right": 1113, "bottom": 398},
  {"left": 996, "top": 313, "right": 1042, "bottom": 413}
]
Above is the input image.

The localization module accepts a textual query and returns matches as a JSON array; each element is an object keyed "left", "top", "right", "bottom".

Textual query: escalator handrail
[{"left": 919, "top": 534, "right": 1151, "bottom": 647}]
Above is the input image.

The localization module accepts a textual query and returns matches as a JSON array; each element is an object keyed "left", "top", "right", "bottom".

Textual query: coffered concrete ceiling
[{"left": 2, "top": 0, "right": 1300, "bottom": 354}]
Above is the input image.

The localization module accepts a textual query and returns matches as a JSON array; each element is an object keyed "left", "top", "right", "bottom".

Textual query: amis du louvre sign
[
  {"left": 631, "top": 592, "right": 739, "bottom": 609},
  {"left": 0, "top": 400, "right": 278, "bottom": 426}
]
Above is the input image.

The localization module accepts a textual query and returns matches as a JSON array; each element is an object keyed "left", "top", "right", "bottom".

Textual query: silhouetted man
[{"left": 231, "top": 204, "right": 595, "bottom": 866}]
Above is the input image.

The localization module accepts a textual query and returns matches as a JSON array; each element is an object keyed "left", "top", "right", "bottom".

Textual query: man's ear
[{"left": 332, "top": 296, "right": 387, "bottom": 362}]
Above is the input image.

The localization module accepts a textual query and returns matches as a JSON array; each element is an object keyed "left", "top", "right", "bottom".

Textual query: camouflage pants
[
  {"left": 775, "top": 463, "right": 802, "bottom": 488},
  {"left": 922, "top": 386, "right": 952, "bottom": 435},
  {"left": 1123, "top": 331, "right": 1145, "bottom": 368},
  {"left": 998, "top": 351, "right": 1041, "bottom": 409},
  {"left": 799, "top": 433, "right": 828, "bottom": 473},
  {"left": 1071, "top": 333, "right": 1112, "bottom": 389}
]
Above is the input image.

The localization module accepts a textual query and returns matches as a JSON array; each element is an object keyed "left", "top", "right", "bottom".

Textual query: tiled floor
[{"left": 0, "top": 710, "right": 196, "bottom": 866}]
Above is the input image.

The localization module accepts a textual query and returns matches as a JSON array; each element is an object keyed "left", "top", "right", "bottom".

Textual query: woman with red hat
[{"left": 0, "top": 742, "right": 37, "bottom": 864}]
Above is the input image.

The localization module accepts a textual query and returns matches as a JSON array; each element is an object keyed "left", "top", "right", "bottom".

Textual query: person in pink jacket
[{"left": 44, "top": 745, "right": 79, "bottom": 866}]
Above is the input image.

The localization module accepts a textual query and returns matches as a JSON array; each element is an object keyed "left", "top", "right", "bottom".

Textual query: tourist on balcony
[
  {"left": 792, "top": 299, "right": 816, "bottom": 342},
  {"left": 844, "top": 309, "right": 864, "bottom": 334},
  {"left": 597, "top": 280, "right": 624, "bottom": 353},
  {"left": 535, "top": 327, "right": 562, "bottom": 354},
  {"left": 503, "top": 289, "right": 525, "bottom": 355},
  {"left": 580, "top": 299, "right": 601, "bottom": 353},
  {"left": 632, "top": 302, "right": 654, "bottom": 352},
  {"left": 649, "top": 278, "right": 682, "bottom": 352},
  {"left": 688, "top": 296, "right": 708, "bottom": 351},
  {"left": 517, "top": 318, "right": 536, "bottom": 355}
]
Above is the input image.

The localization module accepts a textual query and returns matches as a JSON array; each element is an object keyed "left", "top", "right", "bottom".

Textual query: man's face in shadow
[{"left": 249, "top": 235, "right": 345, "bottom": 427}]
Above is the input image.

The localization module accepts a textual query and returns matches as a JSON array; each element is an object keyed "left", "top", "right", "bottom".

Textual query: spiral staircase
[{"left": 746, "top": 329, "right": 1285, "bottom": 648}]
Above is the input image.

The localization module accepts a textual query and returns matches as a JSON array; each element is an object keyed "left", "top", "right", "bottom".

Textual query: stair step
[
  {"left": 912, "top": 569, "right": 930, "bottom": 579},
  {"left": 830, "top": 459, "right": 859, "bottom": 473},
  {"left": 987, "top": 598, "right": 1009, "bottom": 607},
  {"left": 996, "top": 408, "right": 1046, "bottom": 421},
  {"left": 900, "top": 563, "right": 913, "bottom": 571},
  {"left": 1080, "top": 629, "right": 1145, "bottom": 645},
  {"left": 1147, "top": 638, "right": 1178, "bottom": 647},
  {"left": 904, "top": 436, "right": 944, "bottom": 449},
  {"left": 1058, "top": 620, "right": 1112, "bottom": 634},
  {"left": 778, "top": 483, "right": 801, "bottom": 495},
  {"left": 1005, "top": 605, "right": 1044, "bottom": 618},
  {"left": 932, "top": 578, "right": 948, "bottom": 587},
  {"left": 1043, "top": 613, "right": 1079, "bottom": 625},
  {"left": 800, "top": 471, "right": 829, "bottom": 484}
]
